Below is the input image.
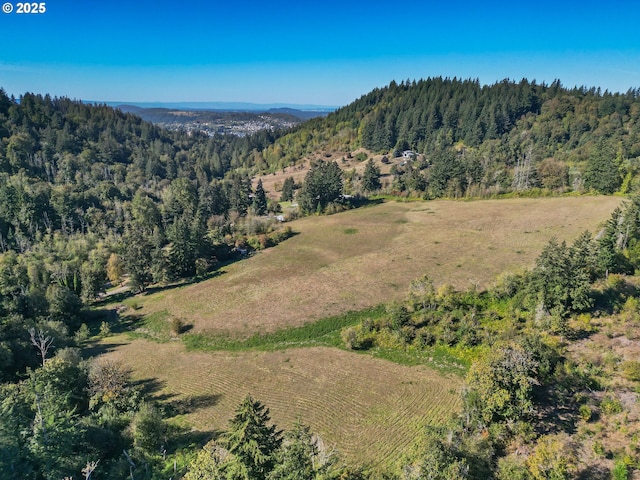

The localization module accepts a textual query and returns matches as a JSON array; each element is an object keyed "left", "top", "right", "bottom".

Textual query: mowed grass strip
[
  {"left": 132, "top": 197, "right": 621, "bottom": 336},
  {"left": 101, "top": 338, "right": 461, "bottom": 468}
]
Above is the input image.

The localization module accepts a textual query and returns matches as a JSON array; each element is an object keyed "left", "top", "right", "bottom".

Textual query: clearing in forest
[{"left": 131, "top": 196, "right": 622, "bottom": 337}]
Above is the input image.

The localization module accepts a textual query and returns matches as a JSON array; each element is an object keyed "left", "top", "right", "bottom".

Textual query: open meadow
[
  {"left": 97, "top": 196, "right": 624, "bottom": 467},
  {"left": 130, "top": 196, "right": 622, "bottom": 337},
  {"left": 100, "top": 338, "right": 461, "bottom": 468}
]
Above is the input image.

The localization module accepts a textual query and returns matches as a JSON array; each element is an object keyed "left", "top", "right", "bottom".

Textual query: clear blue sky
[{"left": 1, "top": 0, "right": 639, "bottom": 106}]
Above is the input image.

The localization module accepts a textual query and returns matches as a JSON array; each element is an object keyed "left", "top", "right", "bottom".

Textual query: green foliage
[
  {"left": 361, "top": 159, "right": 382, "bottom": 192},
  {"left": 132, "top": 402, "right": 166, "bottom": 455},
  {"left": 612, "top": 460, "right": 629, "bottom": 480},
  {"left": 99, "top": 320, "right": 111, "bottom": 337},
  {"left": 298, "top": 161, "right": 344, "bottom": 214},
  {"left": 578, "top": 404, "right": 593, "bottom": 422},
  {"left": 222, "top": 395, "right": 282, "bottom": 480},
  {"left": 464, "top": 344, "right": 538, "bottom": 426},
  {"left": 252, "top": 179, "right": 268, "bottom": 216},
  {"left": 183, "top": 441, "right": 229, "bottom": 480},
  {"left": 584, "top": 139, "right": 622, "bottom": 194},
  {"left": 526, "top": 233, "right": 599, "bottom": 320},
  {"left": 184, "top": 305, "right": 385, "bottom": 353},
  {"left": 280, "top": 176, "right": 295, "bottom": 202},
  {"left": 407, "top": 430, "right": 470, "bottom": 480},
  {"left": 496, "top": 456, "right": 532, "bottom": 480},
  {"left": 622, "top": 361, "right": 640, "bottom": 382},
  {"left": 526, "top": 434, "right": 577, "bottom": 480},
  {"left": 268, "top": 421, "right": 334, "bottom": 480},
  {"left": 600, "top": 395, "right": 623, "bottom": 415}
]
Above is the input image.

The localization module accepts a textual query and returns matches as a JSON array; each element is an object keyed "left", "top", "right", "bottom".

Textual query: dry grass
[
  {"left": 134, "top": 197, "right": 621, "bottom": 336},
  {"left": 102, "top": 337, "right": 461, "bottom": 468},
  {"left": 255, "top": 149, "right": 396, "bottom": 199}
]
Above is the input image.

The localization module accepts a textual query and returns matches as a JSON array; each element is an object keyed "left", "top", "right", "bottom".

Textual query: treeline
[
  {"left": 0, "top": 349, "right": 181, "bottom": 479},
  {"left": 0, "top": 91, "right": 295, "bottom": 382},
  {"left": 263, "top": 77, "right": 640, "bottom": 198},
  {"left": 0, "top": 90, "right": 287, "bottom": 250}
]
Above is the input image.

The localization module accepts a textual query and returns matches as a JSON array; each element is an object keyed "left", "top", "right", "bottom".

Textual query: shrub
[
  {"left": 496, "top": 456, "right": 532, "bottom": 480},
  {"left": 578, "top": 404, "right": 593, "bottom": 422},
  {"left": 592, "top": 440, "right": 605, "bottom": 457},
  {"left": 341, "top": 326, "right": 373, "bottom": 350},
  {"left": 622, "top": 361, "right": 640, "bottom": 382},
  {"left": 414, "top": 328, "right": 436, "bottom": 347},
  {"left": 612, "top": 460, "right": 629, "bottom": 480},
  {"left": 170, "top": 317, "right": 184, "bottom": 336},
  {"left": 99, "top": 321, "right": 111, "bottom": 337},
  {"left": 527, "top": 434, "right": 577, "bottom": 480},
  {"left": 601, "top": 395, "right": 623, "bottom": 415},
  {"left": 621, "top": 297, "right": 640, "bottom": 322},
  {"left": 74, "top": 323, "right": 91, "bottom": 343}
]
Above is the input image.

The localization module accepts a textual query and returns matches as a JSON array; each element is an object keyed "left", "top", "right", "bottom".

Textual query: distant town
[{"left": 115, "top": 104, "right": 332, "bottom": 136}]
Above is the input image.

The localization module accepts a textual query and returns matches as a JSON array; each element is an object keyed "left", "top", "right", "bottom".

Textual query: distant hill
[
  {"left": 260, "top": 77, "right": 640, "bottom": 197},
  {"left": 266, "top": 107, "right": 330, "bottom": 120},
  {"left": 91, "top": 100, "right": 336, "bottom": 113},
  {"left": 112, "top": 104, "right": 331, "bottom": 135}
]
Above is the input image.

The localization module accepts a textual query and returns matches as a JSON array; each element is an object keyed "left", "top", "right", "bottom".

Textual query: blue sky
[{"left": 1, "top": 0, "right": 639, "bottom": 106}]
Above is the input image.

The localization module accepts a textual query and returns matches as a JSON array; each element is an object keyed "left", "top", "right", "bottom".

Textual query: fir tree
[
  {"left": 361, "top": 159, "right": 381, "bottom": 192},
  {"left": 280, "top": 176, "right": 295, "bottom": 202},
  {"left": 253, "top": 179, "right": 268, "bottom": 216},
  {"left": 222, "top": 395, "right": 282, "bottom": 480}
]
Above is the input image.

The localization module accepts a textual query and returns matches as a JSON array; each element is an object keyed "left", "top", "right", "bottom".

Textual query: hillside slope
[{"left": 260, "top": 78, "right": 640, "bottom": 198}]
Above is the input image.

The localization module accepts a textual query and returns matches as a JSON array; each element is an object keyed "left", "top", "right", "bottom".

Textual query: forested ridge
[{"left": 262, "top": 77, "right": 640, "bottom": 198}]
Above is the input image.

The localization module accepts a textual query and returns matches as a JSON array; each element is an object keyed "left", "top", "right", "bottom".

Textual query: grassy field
[
  {"left": 96, "top": 196, "right": 624, "bottom": 469},
  {"left": 100, "top": 336, "right": 461, "bottom": 469},
  {"left": 129, "top": 196, "right": 622, "bottom": 337}
]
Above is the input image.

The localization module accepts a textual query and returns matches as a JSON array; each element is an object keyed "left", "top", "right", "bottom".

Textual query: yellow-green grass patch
[{"left": 101, "top": 337, "right": 461, "bottom": 468}]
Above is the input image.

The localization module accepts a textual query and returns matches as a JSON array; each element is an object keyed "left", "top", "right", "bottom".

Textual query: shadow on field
[
  {"left": 577, "top": 465, "right": 611, "bottom": 480},
  {"left": 171, "top": 428, "right": 220, "bottom": 450},
  {"left": 164, "top": 394, "right": 223, "bottom": 417},
  {"left": 93, "top": 290, "right": 132, "bottom": 306},
  {"left": 132, "top": 378, "right": 223, "bottom": 418},
  {"left": 82, "top": 341, "right": 128, "bottom": 359},
  {"left": 133, "top": 377, "right": 167, "bottom": 397}
]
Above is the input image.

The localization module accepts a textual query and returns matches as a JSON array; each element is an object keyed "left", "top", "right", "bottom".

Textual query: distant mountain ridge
[
  {"left": 112, "top": 104, "right": 327, "bottom": 135},
  {"left": 87, "top": 100, "right": 337, "bottom": 112}
]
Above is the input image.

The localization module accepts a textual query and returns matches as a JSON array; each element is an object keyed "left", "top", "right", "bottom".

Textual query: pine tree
[
  {"left": 223, "top": 395, "right": 282, "bottom": 480},
  {"left": 361, "top": 159, "right": 381, "bottom": 192},
  {"left": 253, "top": 179, "right": 268, "bottom": 216},
  {"left": 268, "top": 421, "right": 332, "bottom": 480},
  {"left": 584, "top": 140, "right": 621, "bottom": 194},
  {"left": 280, "top": 177, "right": 295, "bottom": 202},
  {"left": 298, "top": 161, "right": 343, "bottom": 214}
]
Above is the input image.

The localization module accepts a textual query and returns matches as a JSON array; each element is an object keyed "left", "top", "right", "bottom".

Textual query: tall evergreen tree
[
  {"left": 268, "top": 421, "right": 331, "bottom": 480},
  {"left": 361, "top": 159, "right": 381, "bottom": 192},
  {"left": 280, "top": 176, "right": 295, "bottom": 202},
  {"left": 298, "top": 161, "right": 343, "bottom": 214},
  {"left": 222, "top": 395, "right": 282, "bottom": 480},
  {"left": 584, "top": 140, "right": 621, "bottom": 194},
  {"left": 252, "top": 179, "right": 268, "bottom": 216}
]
